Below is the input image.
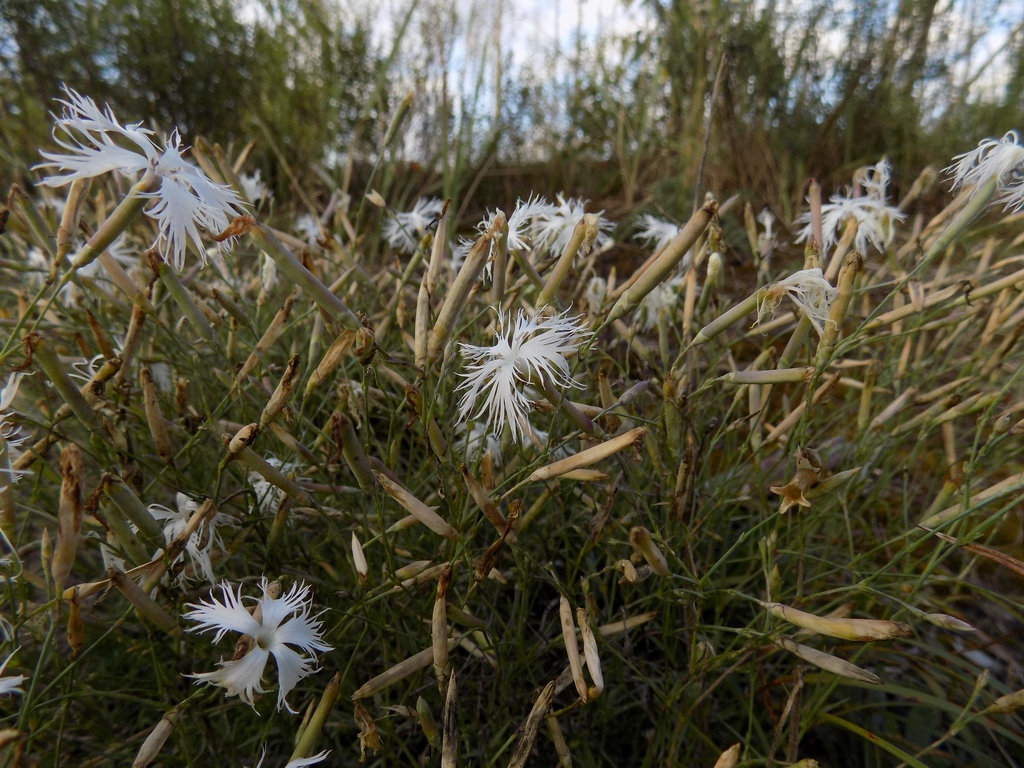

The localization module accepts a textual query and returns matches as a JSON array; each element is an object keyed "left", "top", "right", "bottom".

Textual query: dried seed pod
[
  {"left": 559, "top": 596, "right": 588, "bottom": 702},
  {"left": 441, "top": 670, "right": 458, "bottom": 768},
  {"left": 773, "top": 636, "right": 881, "bottom": 684},
  {"left": 609, "top": 200, "right": 717, "bottom": 325},
  {"left": 140, "top": 368, "right": 173, "bottom": 464},
  {"left": 577, "top": 607, "right": 603, "bottom": 699},
  {"left": 629, "top": 526, "right": 671, "bottom": 577},
  {"left": 506, "top": 682, "right": 556, "bottom": 768},
  {"left": 460, "top": 464, "right": 507, "bottom": 534},
  {"left": 763, "top": 602, "right": 912, "bottom": 641},
  {"left": 432, "top": 565, "right": 452, "bottom": 678},
  {"left": 374, "top": 470, "right": 458, "bottom": 540},
  {"left": 427, "top": 214, "right": 503, "bottom": 365},
  {"left": 352, "top": 640, "right": 459, "bottom": 699},
  {"left": 351, "top": 531, "right": 368, "bottom": 584},
  {"left": 234, "top": 294, "right": 293, "bottom": 390},
  {"left": 305, "top": 330, "right": 357, "bottom": 396},
  {"left": 260, "top": 353, "right": 301, "bottom": 429},
  {"left": 66, "top": 588, "right": 85, "bottom": 656},
  {"left": 52, "top": 443, "right": 83, "bottom": 595},
  {"left": 712, "top": 744, "right": 741, "bottom": 768},
  {"left": 132, "top": 710, "right": 180, "bottom": 768},
  {"left": 531, "top": 427, "right": 647, "bottom": 482}
]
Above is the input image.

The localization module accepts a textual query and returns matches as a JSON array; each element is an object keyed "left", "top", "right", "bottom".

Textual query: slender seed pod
[
  {"left": 773, "top": 637, "right": 881, "bottom": 684},
  {"left": 305, "top": 330, "right": 357, "bottom": 396},
  {"left": 763, "top": 601, "right": 912, "bottom": 641},
  {"left": 432, "top": 565, "right": 452, "bottom": 680},
  {"left": 629, "top": 526, "right": 671, "bottom": 576},
  {"left": 289, "top": 673, "right": 341, "bottom": 762},
  {"left": 814, "top": 252, "right": 862, "bottom": 373},
  {"left": 132, "top": 710, "right": 181, "bottom": 768},
  {"left": 373, "top": 470, "right": 458, "bottom": 540},
  {"left": 506, "top": 682, "right": 556, "bottom": 768},
  {"left": 352, "top": 640, "right": 459, "bottom": 699},
  {"left": 109, "top": 566, "right": 181, "bottom": 637},
  {"left": 441, "top": 670, "right": 458, "bottom": 768},
  {"left": 52, "top": 443, "right": 83, "bottom": 595},
  {"left": 531, "top": 427, "right": 646, "bottom": 482},
  {"left": 260, "top": 353, "right": 301, "bottom": 429},
  {"left": 351, "top": 531, "right": 368, "bottom": 584},
  {"left": 537, "top": 215, "right": 594, "bottom": 308},
  {"left": 427, "top": 214, "right": 503, "bottom": 365},
  {"left": 234, "top": 293, "right": 294, "bottom": 390},
  {"left": 607, "top": 200, "right": 716, "bottom": 324},
  {"left": 559, "top": 596, "right": 588, "bottom": 702},
  {"left": 141, "top": 368, "right": 173, "bottom": 464}
]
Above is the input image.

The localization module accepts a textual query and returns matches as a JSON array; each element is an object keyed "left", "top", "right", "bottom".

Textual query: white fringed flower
[
  {"left": 472, "top": 195, "right": 557, "bottom": 279},
  {"left": 454, "top": 422, "right": 503, "bottom": 465},
  {"left": 637, "top": 275, "right": 686, "bottom": 331},
  {"left": 35, "top": 87, "right": 246, "bottom": 270},
  {"left": 0, "top": 653, "right": 26, "bottom": 696},
  {"left": 184, "top": 579, "right": 332, "bottom": 712},
  {"left": 796, "top": 160, "right": 905, "bottom": 254},
  {"left": 148, "top": 493, "right": 229, "bottom": 586},
  {"left": 533, "top": 194, "right": 613, "bottom": 258},
  {"left": 383, "top": 197, "right": 444, "bottom": 254},
  {"left": 239, "top": 170, "right": 272, "bottom": 205},
  {"left": 1, "top": 372, "right": 29, "bottom": 494},
  {"left": 248, "top": 458, "right": 300, "bottom": 515},
  {"left": 634, "top": 214, "right": 680, "bottom": 252},
  {"left": 457, "top": 308, "right": 589, "bottom": 443},
  {"left": 501, "top": 194, "right": 556, "bottom": 253},
  {"left": 947, "top": 129, "right": 1024, "bottom": 211},
  {"left": 756, "top": 268, "right": 837, "bottom": 336},
  {"left": 584, "top": 276, "right": 607, "bottom": 311}
]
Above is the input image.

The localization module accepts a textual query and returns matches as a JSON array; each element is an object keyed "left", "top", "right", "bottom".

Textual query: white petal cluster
[
  {"left": 634, "top": 214, "right": 680, "bottom": 252},
  {"left": 383, "top": 197, "right": 444, "bottom": 253},
  {"left": 947, "top": 129, "right": 1024, "bottom": 211},
  {"left": 584, "top": 276, "right": 607, "bottom": 311},
  {"left": 471, "top": 195, "right": 557, "bottom": 280},
  {"left": 533, "top": 194, "right": 613, "bottom": 258},
  {"left": 457, "top": 308, "right": 589, "bottom": 443},
  {"left": 756, "top": 268, "right": 837, "bottom": 336},
  {"left": 454, "top": 421, "right": 503, "bottom": 465},
  {"left": 637, "top": 275, "right": 686, "bottom": 331},
  {"left": 147, "top": 492, "right": 229, "bottom": 586},
  {"left": 239, "top": 170, "right": 272, "bottom": 205},
  {"left": 478, "top": 194, "right": 556, "bottom": 254},
  {"left": 248, "top": 458, "right": 300, "bottom": 515},
  {"left": 184, "top": 579, "right": 332, "bottom": 712},
  {"left": 0, "top": 372, "right": 29, "bottom": 494},
  {"left": 35, "top": 87, "right": 246, "bottom": 270},
  {"left": 796, "top": 160, "right": 905, "bottom": 254},
  {"left": 0, "top": 653, "right": 26, "bottom": 696}
]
